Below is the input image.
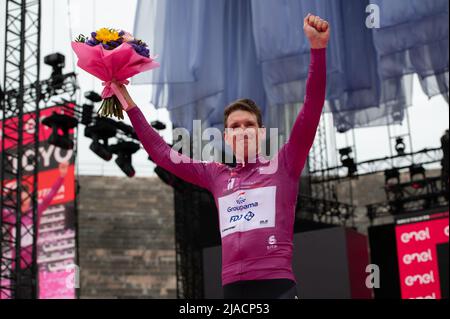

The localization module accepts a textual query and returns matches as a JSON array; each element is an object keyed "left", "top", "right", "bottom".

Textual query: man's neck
[{"left": 236, "top": 151, "right": 262, "bottom": 166}]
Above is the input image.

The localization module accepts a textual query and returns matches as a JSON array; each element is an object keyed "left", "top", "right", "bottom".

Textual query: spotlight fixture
[
  {"left": 89, "top": 139, "right": 112, "bottom": 161},
  {"left": 84, "top": 118, "right": 117, "bottom": 161},
  {"left": 384, "top": 168, "right": 400, "bottom": 186},
  {"left": 109, "top": 141, "right": 140, "bottom": 177},
  {"left": 81, "top": 104, "right": 94, "bottom": 126},
  {"left": 44, "top": 53, "right": 66, "bottom": 89},
  {"left": 110, "top": 120, "right": 138, "bottom": 139},
  {"left": 84, "top": 91, "right": 102, "bottom": 103},
  {"left": 441, "top": 130, "right": 449, "bottom": 178},
  {"left": 80, "top": 91, "right": 102, "bottom": 126},
  {"left": 339, "top": 147, "right": 357, "bottom": 177},
  {"left": 395, "top": 137, "right": 406, "bottom": 155},
  {"left": 392, "top": 110, "right": 403, "bottom": 122},
  {"left": 442, "top": 130, "right": 449, "bottom": 199},
  {"left": 409, "top": 164, "right": 426, "bottom": 189},
  {"left": 151, "top": 120, "right": 166, "bottom": 131},
  {"left": 42, "top": 112, "right": 78, "bottom": 149},
  {"left": 0, "top": 83, "right": 4, "bottom": 102}
]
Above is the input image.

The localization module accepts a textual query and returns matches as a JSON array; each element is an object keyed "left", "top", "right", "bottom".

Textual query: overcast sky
[{"left": 0, "top": 0, "right": 448, "bottom": 177}]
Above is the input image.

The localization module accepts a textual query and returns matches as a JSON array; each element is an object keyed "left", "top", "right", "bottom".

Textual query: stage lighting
[
  {"left": 44, "top": 53, "right": 65, "bottom": 74},
  {"left": 409, "top": 164, "right": 426, "bottom": 189},
  {"left": 392, "top": 110, "right": 403, "bottom": 122},
  {"left": 89, "top": 140, "right": 112, "bottom": 161},
  {"left": 84, "top": 91, "right": 102, "bottom": 103},
  {"left": 339, "top": 147, "right": 352, "bottom": 158},
  {"left": 81, "top": 104, "right": 94, "bottom": 126},
  {"left": 84, "top": 118, "right": 118, "bottom": 161},
  {"left": 42, "top": 112, "right": 78, "bottom": 149},
  {"left": 395, "top": 137, "right": 406, "bottom": 155},
  {"left": 109, "top": 141, "right": 140, "bottom": 177},
  {"left": 384, "top": 168, "right": 400, "bottom": 186},
  {"left": 151, "top": 120, "right": 166, "bottom": 131},
  {"left": 339, "top": 147, "right": 357, "bottom": 177},
  {"left": 441, "top": 129, "right": 449, "bottom": 199},
  {"left": 441, "top": 130, "right": 449, "bottom": 175},
  {"left": 44, "top": 53, "right": 65, "bottom": 89},
  {"left": 110, "top": 120, "right": 138, "bottom": 139},
  {"left": 81, "top": 91, "right": 101, "bottom": 126}
]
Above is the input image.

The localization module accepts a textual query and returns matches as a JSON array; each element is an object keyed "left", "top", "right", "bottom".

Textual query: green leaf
[{"left": 75, "top": 34, "right": 87, "bottom": 43}]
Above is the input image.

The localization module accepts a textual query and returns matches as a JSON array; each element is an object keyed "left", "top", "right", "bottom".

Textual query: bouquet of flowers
[{"left": 72, "top": 28, "right": 159, "bottom": 119}]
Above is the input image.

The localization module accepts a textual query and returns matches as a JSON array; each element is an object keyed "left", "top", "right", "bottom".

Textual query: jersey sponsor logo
[
  {"left": 268, "top": 235, "right": 277, "bottom": 245},
  {"left": 227, "top": 201, "right": 259, "bottom": 213},
  {"left": 229, "top": 211, "right": 255, "bottom": 223},
  {"left": 236, "top": 192, "right": 246, "bottom": 204},
  {"left": 267, "top": 235, "right": 278, "bottom": 250},
  {"left": 218, "top": 186, "right": 276, "bottom": 238}
]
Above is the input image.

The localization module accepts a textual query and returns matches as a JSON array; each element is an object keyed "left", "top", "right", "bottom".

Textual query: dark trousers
[{"left": 223, "top": 278, "right": 298, "bottom": 299}]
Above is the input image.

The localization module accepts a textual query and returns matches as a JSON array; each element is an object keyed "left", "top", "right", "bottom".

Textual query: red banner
[
  {"left": 1, "top": 105, "right": 78, "bottom": 299},
  {"left": 0, "top": 103, "right": 75, "bottom": 153},
  {"left": 395, "top": 212, "right": 449, "bottom": 299}
]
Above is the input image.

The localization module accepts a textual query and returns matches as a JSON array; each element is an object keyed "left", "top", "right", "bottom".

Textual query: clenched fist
[{"left": 303, "top": 13, "right": 330, "bottom": 49}]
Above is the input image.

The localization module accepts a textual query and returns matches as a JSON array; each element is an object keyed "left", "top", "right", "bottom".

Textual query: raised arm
[
  {"left": 1, "top": 172, "right": 64, "bottom": 225},
  {"left": 37, "top": 175, "right": 65, "bottom": 215},
  {"left": 114, "top": 84, "right": 215, "bottom": 190},
  {"left": 280, "top": 14, "right": 329, "bottom": 178}
]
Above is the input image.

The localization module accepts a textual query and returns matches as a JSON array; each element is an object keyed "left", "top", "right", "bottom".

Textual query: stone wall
[{"left": 77, "top": 175, "right": 176, "bottom": 298}]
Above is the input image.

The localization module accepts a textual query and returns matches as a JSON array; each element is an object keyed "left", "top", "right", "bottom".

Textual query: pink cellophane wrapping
[{"left": 71, "top": 41, "right": 160, "bottom": 110}]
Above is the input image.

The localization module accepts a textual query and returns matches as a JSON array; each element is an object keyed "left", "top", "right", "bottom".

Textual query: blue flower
[{"left": 86, "top": 39, "right": 99, "bottom": 46}]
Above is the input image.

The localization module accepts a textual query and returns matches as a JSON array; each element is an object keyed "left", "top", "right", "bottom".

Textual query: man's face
[{"left": 224, "top": 110, "right": 265, "bottom": 163}]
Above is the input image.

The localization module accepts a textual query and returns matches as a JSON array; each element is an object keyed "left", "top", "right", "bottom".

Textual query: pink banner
[
  {"left": 395, "top": 212, "right": 449, "bottom": 299},
  {"left": 1, "top": 105, "right": 77, "bottom": 299}
]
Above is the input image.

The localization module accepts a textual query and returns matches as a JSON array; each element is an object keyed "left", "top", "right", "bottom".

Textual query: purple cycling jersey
[{"left": 127, "top": 48, "right": 326, "bottom": 285}]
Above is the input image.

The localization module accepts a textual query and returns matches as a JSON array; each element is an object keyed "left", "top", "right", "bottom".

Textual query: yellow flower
[{"left": 95, "top": 28, "right": 120, "bottom": 44}]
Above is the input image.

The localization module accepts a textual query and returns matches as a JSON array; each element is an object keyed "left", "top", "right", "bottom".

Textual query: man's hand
[
  {"left": 59, "top": 162, "right": 69, "bottom": 178},
  {"left": 303, "top": 13, "right": 330, "bottom": 49}
]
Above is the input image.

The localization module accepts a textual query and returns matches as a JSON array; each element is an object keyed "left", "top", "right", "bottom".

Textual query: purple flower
[
  {"left": 91, "top": 32, "right": 97, "bottom": 38},
  {"left": 86, "top": 39, "right": 98, "bottom": 46},
  {"left": 130, "top": 42, "right": 150, "bottom": 57},
  {"left": 109, "top": 41, "right": 121, "bottom": 47}
]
